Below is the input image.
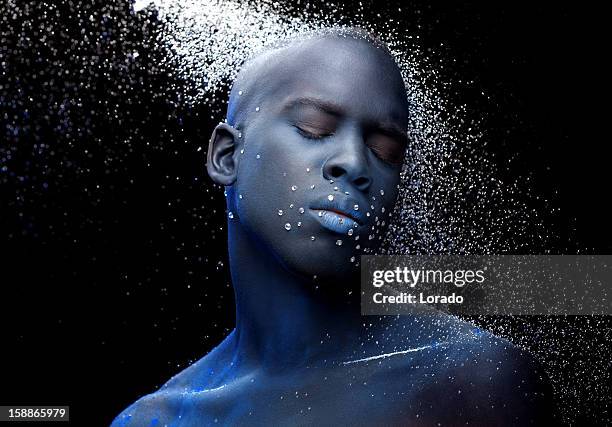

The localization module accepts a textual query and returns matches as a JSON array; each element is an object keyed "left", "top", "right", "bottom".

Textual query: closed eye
[{"left": 294, "top": 125, "right": 332, "bottom": 140}]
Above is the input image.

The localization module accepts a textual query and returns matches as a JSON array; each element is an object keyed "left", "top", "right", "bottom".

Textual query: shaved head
[{"left": 226, "top": 28, "right": 406, "bottom": 130}]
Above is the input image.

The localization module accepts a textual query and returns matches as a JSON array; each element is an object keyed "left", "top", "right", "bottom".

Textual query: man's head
[{"left": 207, "top": 27, "right": 408, "bottom": 290}]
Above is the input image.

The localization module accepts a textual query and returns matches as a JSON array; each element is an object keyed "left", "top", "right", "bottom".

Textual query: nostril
[
  {"left": 330, "top": 166, "right": 344, "bottom": 178},
  {"left": 354, "top": 176, "right": 370, "bottom": 189}
]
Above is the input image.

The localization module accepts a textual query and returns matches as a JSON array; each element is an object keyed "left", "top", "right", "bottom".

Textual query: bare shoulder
[
  {"left": 375, "top": 315, "right": 559, "bottom": 425},
  {"left": 110, "top": 390, "right": 184, "bottom": 427},
  {"left": 111, "top": 332, "right": 237, "bottom": 426}
]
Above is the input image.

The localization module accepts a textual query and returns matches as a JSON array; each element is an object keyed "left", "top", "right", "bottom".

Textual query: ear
[{"left": 206, "top": 123, "right": 241, "bottom": 186}]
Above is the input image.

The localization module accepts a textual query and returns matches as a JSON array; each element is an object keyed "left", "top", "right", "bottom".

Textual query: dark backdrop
[{"left": 0, "top": 1, "right": 609, "bottom": 425}]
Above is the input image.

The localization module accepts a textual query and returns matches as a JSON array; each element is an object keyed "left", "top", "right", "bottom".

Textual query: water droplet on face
[
  {"left": 370, "top": 205, "right": 375, "bottom": 210},
  {"left": 306, "top": 168, "right": 310, "bottom": 173},
  {"left": 291, "top": 185, "right": 297, "bottom": 191},
  {"left": 310, "top": 185, "right": 315, "bottom": 189},
  {"left": 366, "top": 212, "right": 371, "bottom": 217},
  {"left": 278, "top": 210, "right": 283, "bottom": 216},
  {"left": 238, "top": 132, "right": 242, "bottom": 138},
  {"left": 380, "top": 189, "right": 385, "bottom": 196},
  {"left": 239, "top": 194, "right": 243, "bottom": 199},
  {"left": 256, "top": 154, "right": 261, "bottom": 159},
  {"left": 289, "top": 204, "right": 294, "bottom": 208},
  {"left": 354, "top": 204, "right": 359, "bottom": 211},
  {"left": 329, "top": 180, "right": 334, "bottom": 184},
  {"left": 311, "top": 236, "right": 316, "bottom": 241},
  {"left": 255, "top": 107, "right": 260, "bottom": 112},
  {"left": 336, "top": 240, "right": 343, "bottom": 246},
  {"left": 240, "top": 149, "right": 244, "bottom": 154},
  {"left": 348, "top": 229, "right": 354, "bottom": 236},
  {"left": 297, "top": 221, "right": 302, "bottom": 227},
  {"left": 327, "top": 195, "right": 334, "bottom": 201},
  {"left": 238, "top": 90, "right": 243, "bottom": 95},
  {"left": 228, "top": 211, "right": 234, "bottom": 219},
  {"left": 333, "top": 187, "right": 338, "bottom": 191},
  {"left": 339, "top": 218, "right": 344, "bottom": 224},
  {"left": 298, "top": 207, "right": 305, "bottom": 214},
  {"left": 344, "top": 191, "right": 350, "bottom": 195},
  {"left": 285, "top": 223, "right": 291, "bottom": 230}
]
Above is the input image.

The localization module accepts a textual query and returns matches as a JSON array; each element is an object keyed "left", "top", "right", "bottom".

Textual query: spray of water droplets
[{"left": 131, "top": 1, "right": 612, "bottom": 423}]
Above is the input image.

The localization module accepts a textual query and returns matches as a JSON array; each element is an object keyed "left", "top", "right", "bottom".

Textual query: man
[{"left": 113, "top": 28, "right": 556, "bottom": 426}]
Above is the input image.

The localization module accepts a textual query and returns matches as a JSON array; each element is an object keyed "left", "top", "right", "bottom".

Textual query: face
[{"left": 225, "top": 37, "right": 408, "bottom": 292}]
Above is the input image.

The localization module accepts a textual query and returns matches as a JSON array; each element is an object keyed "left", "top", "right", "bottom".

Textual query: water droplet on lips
[
  {"left": 291, "top": 185, "right": 297, "bottom": 191},
  {"left": 339, "top": 218, "right": 344, "bottom": 224},
  {"left": 327, "top": 195, "right": 334, "bottom": 201},
  {"left": 311, "top": 236, "right": 316, "bottom": 241},
  {"left": 278, "top": 210, "right": 283, "bottom": 216},
  {"left": 298, "top": 207, "right": 305, "bottom": 214},
  {"left": 318, "top": 211, "right": 323, "bottom": 217},
  {"left": 336, "top": 240, "right": 343, "bottom": 246},
  {"left": 354, "top": 204, "right": 359, "bottom": 211},
  {"left": 348, "top": 229, "right": 354, "bottom": 236},
  {"left": 285, "top": 223, "right": 291, "bottom": 230},
  {"left": 228, "top": 211, "right": 234, "bottom": 219}
]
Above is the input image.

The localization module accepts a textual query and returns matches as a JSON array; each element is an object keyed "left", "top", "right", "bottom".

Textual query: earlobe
[{"left": 206, "top": 123, "right": 240, "bottom": 185}]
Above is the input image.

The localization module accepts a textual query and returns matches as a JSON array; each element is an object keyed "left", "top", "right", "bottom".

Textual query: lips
[{"left": 309, "top": 196, "right": 367, "bottom": 226}]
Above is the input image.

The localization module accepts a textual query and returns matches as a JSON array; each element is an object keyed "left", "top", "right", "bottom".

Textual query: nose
[{"left": 322, "top": 128, "right": 372, "bottom": 192}]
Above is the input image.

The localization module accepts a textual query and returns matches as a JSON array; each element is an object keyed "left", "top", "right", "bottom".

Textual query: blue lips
[{"left": 311, "top": 209, "right": 360, "bottom": 235}]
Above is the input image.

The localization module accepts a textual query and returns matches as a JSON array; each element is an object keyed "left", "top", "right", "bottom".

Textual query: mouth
[{"left": 309, "top": 196, "right": 367, "bottom": 235}]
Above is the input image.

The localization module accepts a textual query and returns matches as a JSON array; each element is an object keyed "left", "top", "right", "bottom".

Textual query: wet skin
[{"left": 113, "top": 35, "right": 556, "bottom": 426}]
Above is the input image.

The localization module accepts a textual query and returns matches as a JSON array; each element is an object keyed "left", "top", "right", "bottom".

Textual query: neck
[{"left": 225, "top": 218, "right": 371, "bottom": 374}]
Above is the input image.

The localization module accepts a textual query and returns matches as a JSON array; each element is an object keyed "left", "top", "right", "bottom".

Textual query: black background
[{"left": 0, "top": 1, "right": 610, "bottom": 425}]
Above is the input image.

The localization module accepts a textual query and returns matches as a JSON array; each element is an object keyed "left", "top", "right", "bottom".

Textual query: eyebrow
[
  {"left": 281, "top": 97, "right": 344, "bottom": 116},
  {"left": 282, "top": 96, "right": 408, "bottom": 144}
]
